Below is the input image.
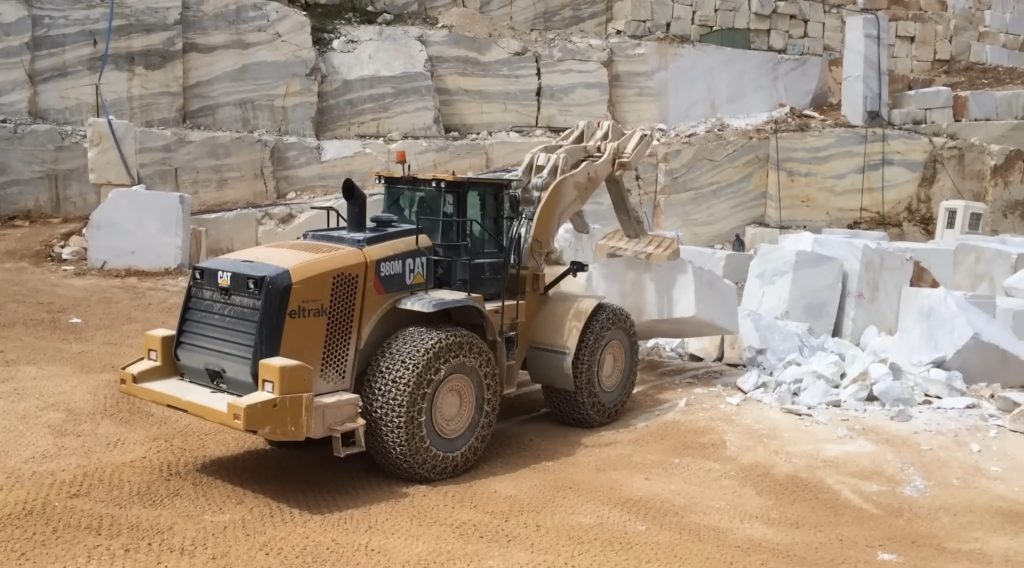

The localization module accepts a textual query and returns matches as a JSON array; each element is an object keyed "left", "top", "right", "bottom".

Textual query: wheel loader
[{"left": 119, "top": 120, "right": 677, "bottom": 482}]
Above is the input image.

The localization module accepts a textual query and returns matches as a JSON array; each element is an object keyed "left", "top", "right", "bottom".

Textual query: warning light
[{"left": 395, "top": 150, "right": 407, "bottom": 164}]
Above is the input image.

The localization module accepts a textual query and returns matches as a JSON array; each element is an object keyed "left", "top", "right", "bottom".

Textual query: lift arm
[{"left": 515, "top": 120, "right": 655, "bottom": 273}]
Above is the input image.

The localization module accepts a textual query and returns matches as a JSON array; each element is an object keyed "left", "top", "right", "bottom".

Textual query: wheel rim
[
  {"left": 598, "top": 340, "right": 626, "bottom": 392},
  {"left": 431, "top": 373, "right": 477, "bottom": 439}
]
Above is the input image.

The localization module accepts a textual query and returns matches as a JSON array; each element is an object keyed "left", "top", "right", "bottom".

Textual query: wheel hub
[
  {"left": 598, "top": 340, "right": 626, "bottom": 392},
  {"left": 432, "top": 373, "right": 476, "bottom": 439}
]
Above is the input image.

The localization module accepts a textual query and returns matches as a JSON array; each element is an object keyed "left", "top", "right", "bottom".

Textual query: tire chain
[
  {"left": 542, "top": 303, "right": 639, "bottom": 428},
  {"left": 361, "top": 326, "right": 501, "bottom": 482}
]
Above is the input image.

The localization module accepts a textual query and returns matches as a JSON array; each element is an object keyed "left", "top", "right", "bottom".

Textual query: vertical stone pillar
[{"left": 842, "top": 14, "right": 890, "bottom": 126}]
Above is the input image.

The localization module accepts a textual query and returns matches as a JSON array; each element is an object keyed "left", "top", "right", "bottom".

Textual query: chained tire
[
  {"left": 362, "top": 326, "right": 501, "bottom": 482},
  {"left": 542, "top": 303, "right": 638, "bottom": 428}
]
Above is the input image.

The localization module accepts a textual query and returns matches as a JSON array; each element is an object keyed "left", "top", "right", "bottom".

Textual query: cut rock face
[
  {"left": 86, "top": 186, "right": 192, "bottom": 270},
  {"left": 894, "top": 287, "right": 1024, "bottom": 387},
  {"left": 586, "top": 257, "right": 739, "bottom": 339},
  {"left": 318, "top": 27, "right": 443, "bottom": 138},
  {"left": 741, "top": 244, "right": 844, "bottom": 338}
]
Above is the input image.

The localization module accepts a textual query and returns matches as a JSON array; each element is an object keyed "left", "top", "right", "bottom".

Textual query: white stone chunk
[
  {"left": 884, "top": 241, "right": 955, "bottom": 286},
  {"left": 192, "top": 210, "right": 259, "bottom": 256},
  {"left": 678, "top": 246, "right": 753, "bottom": 284},
  {"left": 996, "top": 90, "right": 1024, "bottom": 121},
  {"left": 993, "top": 391, "right": 1024, "bottom": 412},
  {"left": 996, "top": 296, "right": 1024, "bottom": 340},
  {"left": 1004, "top": 268, "right": 1024, "bottom": 298},
  {"left": 894, "top": 287, "right": 1024, "bottom": 387},
  {"left": 873, "top": 380, "right": 916, "bottom": 408},
  {"left": 738, "top": 309, "right": 814, "bottom": 370},
  {"left": 916, "top": 368, "right": 968, "bottom": 399},
  {"left": 750, "top": 0, "right": 776, "bottom": 16},
  {"left": 780, "top": 234, "right": 913, "bottom": 341},
  {"left": 953, "top": 91, "right": 999, "bottom": 121},
  {"left": 842, "top": 14, "right": 890, "bottom": 126},
  {"left": 891, "top": 87, "right": 954, "bottom": 110},
  {"left": 953, "top": 241, "right": 1024, "bottom": 296},
  {"left": 586, "top": 257, "right": 739, "bottom": 339},
  {"left": 86, "top": 186, "right": 191, "bottom": 270},
  {"left": 86, "top": 118, "right": 138, "bottom": 187},
  {"left": 927, "top": 107, "right": 955, "bottom": 125},
  {"left": 685, "top": 336, "right": 724, "bottom": 361},
  {"left": 741, "top": 245, "right": 844, "bottom": 338}
]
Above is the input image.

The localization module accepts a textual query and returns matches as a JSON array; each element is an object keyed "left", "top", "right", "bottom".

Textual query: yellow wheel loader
[{"left": 119, "top": 120, "right": 675, "bottom": 482}]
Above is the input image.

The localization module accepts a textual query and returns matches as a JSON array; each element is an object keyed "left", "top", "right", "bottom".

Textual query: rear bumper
[{"left": 119, "top": 329, "right": 362, "bottom": 444}]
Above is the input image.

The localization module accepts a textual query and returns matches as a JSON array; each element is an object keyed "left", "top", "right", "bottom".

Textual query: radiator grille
[
  {"left": 320, "top": 273, "right": 360, "bottom": 385},
  {"left": 176, "top": 287, "right": 260, "bottom": 367}
]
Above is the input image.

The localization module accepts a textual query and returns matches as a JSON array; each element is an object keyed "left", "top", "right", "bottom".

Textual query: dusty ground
[{"left": 1, "top": 222, "right": 1023, "bottom": 567}]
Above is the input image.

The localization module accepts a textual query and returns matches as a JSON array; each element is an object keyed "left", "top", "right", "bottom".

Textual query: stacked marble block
[
  {"left": 889, "top": 9, "right": 953, "bottom": 76},
  {"left": 952, "top": 90, "right": 1024, "bottom": 121},
  {"left": 968, "top": 0, "right": 1024, "bottom": 67},
  {"left": 889, "top": 86, "right": 954, "bottom": 125},
  {"left": 608, "top": 0, "right": 830, "bottom": 55},
  {"left": 842, "top": 13, "right": 889, "bottom": 126}
]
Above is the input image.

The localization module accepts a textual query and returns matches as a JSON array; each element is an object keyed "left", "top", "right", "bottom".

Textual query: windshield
[{"left": 384, "top": 186, "right": 457, "bottom": 243}]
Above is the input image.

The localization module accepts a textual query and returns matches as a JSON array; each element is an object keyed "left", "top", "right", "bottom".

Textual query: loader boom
[{"left": 515, "top": 120, "right": 656, "bottom": 273}]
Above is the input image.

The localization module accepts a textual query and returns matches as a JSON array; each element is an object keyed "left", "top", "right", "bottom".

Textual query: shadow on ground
[{"left": 197, "top": 362, "right": 733, "bottom": 514}]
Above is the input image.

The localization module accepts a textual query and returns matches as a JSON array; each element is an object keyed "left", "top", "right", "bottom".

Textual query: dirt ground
[{"left": 1, "top": 223, "right": 1023, "bottom": 567}]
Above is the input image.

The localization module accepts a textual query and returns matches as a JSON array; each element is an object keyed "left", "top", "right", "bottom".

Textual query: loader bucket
[{"left": 594, "top": 229, "right": 680, "bottom": 262}]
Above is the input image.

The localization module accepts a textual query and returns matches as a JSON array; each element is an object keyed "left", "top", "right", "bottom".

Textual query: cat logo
[
  {"left": 406, "top": 256, "right": 428, "bottom": 286},
  {"left": 217, "top": 270, "right": 232, "bottom": 288},
  {"left": 374, "top": 251, "right": 433, "bottom": 294}
]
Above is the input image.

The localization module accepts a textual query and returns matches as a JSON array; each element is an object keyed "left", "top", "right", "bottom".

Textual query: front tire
[
  {"left": 543, "top": 303, "right": 638, "bottom": 427},
  {"left": 362, "top": 326, "right": 501, "bottom": 482}
]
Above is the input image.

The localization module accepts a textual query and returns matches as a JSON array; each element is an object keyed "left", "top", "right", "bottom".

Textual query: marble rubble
[
  {"left": 86, "top": 186, "right": 192, "bottom": 270},
  {"left": 585, "top": 256, "right": 739, "bottom": 340}
]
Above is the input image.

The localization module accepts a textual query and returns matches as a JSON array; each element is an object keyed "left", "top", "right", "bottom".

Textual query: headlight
[
  {"left": 246, "top": 277, "right": 260, "bottom": 292},
  {"left": 263, "top": 380, "right": 275, "bottom": 394},
  {"left": 192, "top": 268, "right": 204, "bottom": 282}
]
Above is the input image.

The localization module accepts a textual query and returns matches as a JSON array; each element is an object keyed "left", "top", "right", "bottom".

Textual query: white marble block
[
  {"left": 842, "top": 14, "right": 890, "bottom": 126},
  {"left": 884, "top": 241, "right": 955, "bottom": 286},
  {"left": 953, "top": 91, "right": 999, "bottom": 122},
  {"left": 894, "top": 287, "right": 1024, "bottom": 387},
  {"left": 780, "top": 234, "right": 913, "bottom": 341},
  {"left": 87, "top": 186, "right": 192, "bottom": 270},
  {"left": 953, "top": 241, "right": 1024, "bottom": 296},
  {"left": 182, "top": 0, "right": 317, "bottom": 136},
  {"left": 891, "top": 86, "right": 954, "bottom": 110},
  {"left": 585, "top": 257, "right": 739, "bottom": 339},
  {"left": 1004, "top": 268, "right": 1024, "bottom": 298},
  {"left": 422, "top": 31, "right": 537, "bottom": 133},
  {"left": 821, "top": 228, "right": 890, "bottom": 241},
  {"left": 192, "top": 210, "right": 259, "bottom": 256},
  {"left": 996, "top": 296, "right": 1024, "bottom": 340},
  {"left": 741, "top": 244, "right": 844, "bottom": 338},
  {"left": 318, "top": 27, "right": 442, "bottom": 138},
  {"left": 0, "top": 1, "right": 31, "bottom": 117},
  {"left": 678, "top": 246, "right": 754, "bottom": 284}
]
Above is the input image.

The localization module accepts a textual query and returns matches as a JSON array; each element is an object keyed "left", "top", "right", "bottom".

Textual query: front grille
[
  {"left": 177, "top": 287, "right": 260, "bottom": 370},
  {"left": 319, "top": 273, "right": 360, "bottom": 386}
]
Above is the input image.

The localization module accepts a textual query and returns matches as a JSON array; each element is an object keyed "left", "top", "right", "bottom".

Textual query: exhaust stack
[{"left": 341, "top": 178, "right": 366, "bottom": 233}]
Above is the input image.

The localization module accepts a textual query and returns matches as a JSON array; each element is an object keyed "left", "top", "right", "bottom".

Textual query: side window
[
  {"left": 968, "top": 212, "right": 983, "bottom": 233},
  {"left": 468, "top": 188, "right": 501, "bottom": 253},
  {"left": 944, "top": 209, "right": 957, "bottom": 230}
]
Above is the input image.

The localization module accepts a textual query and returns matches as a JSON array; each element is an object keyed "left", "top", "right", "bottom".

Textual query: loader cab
[{"left": 375, "top": 173, "right": 521, "bottom": 300}]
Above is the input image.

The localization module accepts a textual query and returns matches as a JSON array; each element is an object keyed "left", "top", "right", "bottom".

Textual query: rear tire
[
  {"left": 542, "top": 303, "right": 638, "bottom": 428},
  {"left": 362, "top": 326, "right": 501, "bottom": 482}
]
